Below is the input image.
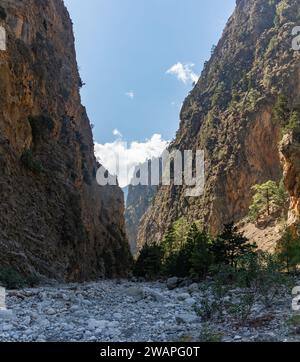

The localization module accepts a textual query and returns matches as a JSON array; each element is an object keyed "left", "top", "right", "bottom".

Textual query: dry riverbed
[{"left": 0, "top": 279, "right": 299, "bottom": 342}]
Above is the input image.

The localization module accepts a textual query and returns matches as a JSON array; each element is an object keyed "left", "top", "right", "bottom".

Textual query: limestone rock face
[
  {"left": 0, "top": 0, "right": 131, "bottom": 280},
  {"left": 137, "top": 0, "right": 300, "bottom": 250},
  {"left": 280, "top": 132, "right": 300, "bottom": 226},
  {"left": 125, "top": 184, "right": 157, "bottom": 255}
]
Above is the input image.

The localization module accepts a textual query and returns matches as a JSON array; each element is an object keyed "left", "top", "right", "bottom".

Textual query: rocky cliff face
[
  {"left": 280, "top": 131, "right": 300, "bottom": 226},
  {"left": 138, "top": 0, "right": 300, "bottom": 250},
  {"left": 0, "top": 0, "right": 131, "bottom": 281},
  {"left": 125, "top": 184, "right": 156, "bottom": 255}
]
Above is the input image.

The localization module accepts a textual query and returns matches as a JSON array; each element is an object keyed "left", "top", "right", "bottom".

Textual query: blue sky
[{"left": 64, "top": 0, "right": 236, "bottom": 186}]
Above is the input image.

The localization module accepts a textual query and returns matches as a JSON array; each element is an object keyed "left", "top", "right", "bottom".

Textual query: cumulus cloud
[
  {"left": 125, "top": 91, "right": 135, "bottom": 99},
  {"left": 94, "top": 134, "right": 169, "bottom": 187},
  {"left": 112, "top": 128, "right": 123, "bottom": 138},
  {"left": 166, "top": 62, "right": 199, "bottom": 84}
]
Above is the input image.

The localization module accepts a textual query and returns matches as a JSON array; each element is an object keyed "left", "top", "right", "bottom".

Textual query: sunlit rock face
[
  {"left": 137, "top": 0, "right": 300, "bottom": 250},
  {"left": 0, "top": 0, "right": 131, "bottom": 281},
  {"left": 280, "top": 132, "right": 300, "bottom": 227}
]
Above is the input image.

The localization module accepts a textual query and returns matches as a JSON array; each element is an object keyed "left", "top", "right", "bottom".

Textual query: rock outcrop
[
  {"left": 137, "top": 0, "right": 300, "bottom": 250},
  {"left": 280, "top": 131, "right": 300, "bottom": 226},
  {"left": 0, "top": 0, "right": 131, "bottom": 281}
]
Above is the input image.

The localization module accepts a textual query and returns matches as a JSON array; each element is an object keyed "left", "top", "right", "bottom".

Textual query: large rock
[
  {"left": 167, "top": 277, "right": 179, "bottom": 290},
  {"left": 125, "top": 287, "right": 145, "bottom": 301}
]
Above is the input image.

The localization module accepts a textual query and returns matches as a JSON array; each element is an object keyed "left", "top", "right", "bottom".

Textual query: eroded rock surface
[
  {"left": 137, "top": 0, "right": 300, "bottom": 250},
  {"left": 0, "top": 0, "right": 131, "bottom": 281}
]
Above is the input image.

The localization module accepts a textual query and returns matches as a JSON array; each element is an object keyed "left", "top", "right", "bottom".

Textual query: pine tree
[
  {"left": 190, "top": 226, "right": 213, "bottom": 278},
  {"left": 211, "top": 223, "right": 257, "bottom": 270},
  {"left": 134, "top": 243, "right": 163, "bottom": 278},
  {"left": 249, "top": 180, "right": 289, "bottom": 222}
]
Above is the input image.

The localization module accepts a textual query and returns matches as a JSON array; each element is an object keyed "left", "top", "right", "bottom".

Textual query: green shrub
[
  {"left": 226, "top": 290, "right": 256, "bottom": 325},
  {"left": 0, "top": 6, "right": 7, "bottom": 20},
  {"left": 273, "top": 95, "right": 290, "bottom": 127},
  {"left": 276, "top": 228, "right": 300, "bottom": 273},
  {"left": 237, "top": 251, "right": 287, "bottom": 308},
  {"left": 199, "top": 324, "right": 222, "bottom": 342},
  {"left": 273, "top": 95, "right": 300, "bottom": 137},
  {"left": 285, "top": 111, "right": 300, "bottom": 137},
  {"left": 21, "top": 149, "right": 44, "bottom": 174},
  {"left": 0, "top": 268, "right": 26, "bottom": 289}
]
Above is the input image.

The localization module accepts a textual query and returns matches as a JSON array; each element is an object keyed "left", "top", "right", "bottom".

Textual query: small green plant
[
  {"left": 194, "top": 299, "right": 219, "bottom": 322},
  {"left": 227, "top": 290, "right": 256, "bottom": 326},
  {"left": 21, "top": 149, "right": 44, "bottom": 174},
  {"left": 199, "top": 323, "right": 222, "bottom": 342},
  {"left": 0, "top": 268, "right": 26, "bottom": 289},
  {"left": 287, "top": 314, "right": 300, "bottom": 327}
]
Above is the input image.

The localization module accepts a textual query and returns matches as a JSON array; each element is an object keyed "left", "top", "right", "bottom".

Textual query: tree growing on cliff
[
  {"left": 249, "top": 180, "right": 289, "bottom": 223},
  {"left": 273, "top": 95, "right": 290, "bottom": 127}
]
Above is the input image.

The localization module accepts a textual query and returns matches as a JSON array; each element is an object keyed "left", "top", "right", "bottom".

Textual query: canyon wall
[
  {"left": 0, "top": 0, "right": 131, "bottom": 281},
  {"left": 137, "top": 0, "right": 300, "bottom": 250}
]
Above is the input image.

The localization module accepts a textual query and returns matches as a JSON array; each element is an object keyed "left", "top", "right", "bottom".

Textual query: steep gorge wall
[
  {"left": 138, "top": 0, "right": 300, "bottom": 249},
  {"left": 0, "top": 0, "right": 131, "bottom": 281}
]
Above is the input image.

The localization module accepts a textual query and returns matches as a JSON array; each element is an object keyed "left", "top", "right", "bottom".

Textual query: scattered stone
[
  {"left": 87, "top": 319, "right": 108, "bottom": 330},
  {"left": 175, "top": 313, "right": 199, "bottom": 324},
  {"left": 45, "top": 308, "right": 56, "bottom": 315},
  {"left": 177, "top": 293, "right": 190, "bottom": 301},
  {"left": 188, "top": 283, "right": 199, "bottom": 293},
  {"left": 113, "top": 313, "right": 122, "bottom": 320},
  {"left": 125, "top": 287, "right": 145, "bottom": 301},
  {"left": 0, "top": 310, "right": 14, "bottom": 320},
  {"left": 0, "top": 280, "right": 295, "bottom": 342},
  {"left": 167, "top": 277, "right": 179, "bottom": 290},
  {"left": 185, "top": 298, "right": 196, "bottom": 306}
]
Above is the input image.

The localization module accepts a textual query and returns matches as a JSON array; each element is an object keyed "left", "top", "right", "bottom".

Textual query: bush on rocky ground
[{"left": 0, "top": 268, "right": 39, "bottom": 289}]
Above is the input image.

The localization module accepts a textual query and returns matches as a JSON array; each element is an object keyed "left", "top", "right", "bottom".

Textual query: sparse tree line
[{"left": 134, "top": 219, "right": 300, "bottom": 280}]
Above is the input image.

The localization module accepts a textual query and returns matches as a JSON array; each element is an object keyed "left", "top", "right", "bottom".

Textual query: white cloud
[
  {"left": 166, "top": 62, "right": 199, "bottom": 84},
  {"left": 125, "top": 91, "right": 135, "bottom": 99},
  {"left": 94, "top": 134, "right": 169, "bottom": 187},
  {"left": 113, "top": 128, "right": 123, "bottom": 138}
]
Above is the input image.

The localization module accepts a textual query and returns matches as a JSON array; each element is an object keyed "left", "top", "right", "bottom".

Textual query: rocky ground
[{"left": 0, "top": 279, "right": 299, "bottom": 342}]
